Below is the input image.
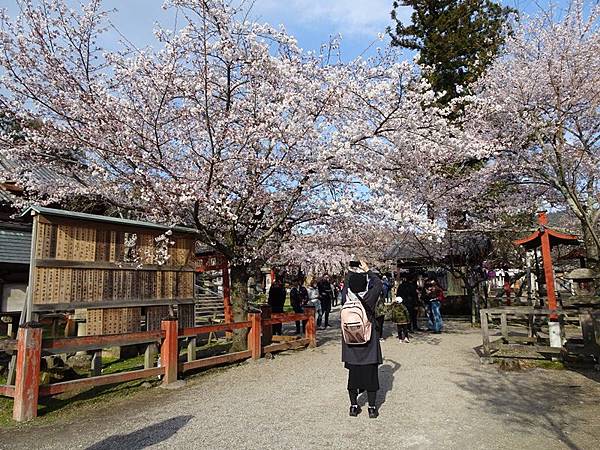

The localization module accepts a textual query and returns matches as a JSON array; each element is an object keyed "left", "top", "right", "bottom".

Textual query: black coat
[
  {"left": 396, "top": 281, "right": 418, "bottom": 307},
  {"left": 341, "top": 271, "right": 383, "bottom": 366},
  {"left": 268, "top": 286, "right": 286, "bottom": 313}
]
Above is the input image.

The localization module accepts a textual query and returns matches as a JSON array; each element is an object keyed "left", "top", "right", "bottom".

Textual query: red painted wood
[
  {"left": 0, "top": 384, "right": 15, "bottom": 398},
  {"left": 248, "top": 313, "right": 262, "bottom": 360},
  {"left": 181, "top": 351, "right": 252, "bottom": 372},
  {"left": 39, "top": 367, "right": 164, "bottom": 396},
  {"left": 263, "top": 338, "right": 310, "bottom": 354},
  {"left": 13, "top": 325, "right": 42, "bottom": 422},
  {"left": 263, "top": 312, "right": 310, "bottom": 325},
  {"left": 179, "top": 321, "right": 251, "bottom": 337},
  {"left": 161, "top": 319, "right": 179, "bottom": 385},
  {"left": 304, "top": 306, "right": 317, "bottom": 348},
  {"left": 221, "top": 266, "right": 233, "bottom": 324},
  {"left": 42, "top": 330, "right": 163, "bottom": 353},
  {"left": 541, "top": 228, "right": 559, "bottom": 319}
]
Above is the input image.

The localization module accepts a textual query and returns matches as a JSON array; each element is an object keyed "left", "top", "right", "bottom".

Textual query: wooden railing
[{"left": 0, "top": 306, "right": 316, "bottom": 422}]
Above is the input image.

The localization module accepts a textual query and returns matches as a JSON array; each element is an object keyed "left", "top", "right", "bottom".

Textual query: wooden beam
[
  {"left": 480, "top": 310, "right": 490, "bottom": 357},
  {"left": 13, "top": 323, "right": 43, "bottom": 422},
  {"left": 181, "top": 351, "right": 252, "bottom": 372},
  {"left": 39, "top": 367, "right": 164, "bottom": 396},
  {"left": 263, "top": 338, "right": 310, "bottom": 354},
  {"left": 222, "top": 266, "right": 233, "bottom": 324},
  {"left": 263, "top": 313, "right": 310, "bottom": 325},
  {"left": 34, "top": 259, "right": 196, "bottom": 272},
  {"left": 42, "top": 330, "right": 163, "bottom": 353},
  {"left": 0, "top": 339, "right": 17, "bottom": 352},
  {"left": 0, "top": 385, "right": 15, "bottom": 398},
  {"left": 33, "top": 298, "right": 195, "bottom": 312},
  {"left": 248, "top": 312, "right": 262, "bottom": 360},
  {"left": 161, "top": 318, "right": 179, "bottom": 385},
  {"left": 179, "top": 321, "right": 252, "bottom": 338},
  {"left": 304, "top": 306, "right": 317, "bottom": 348}
]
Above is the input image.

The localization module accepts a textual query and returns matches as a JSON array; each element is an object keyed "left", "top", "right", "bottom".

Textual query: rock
[
  {"left": 66, "top": 354, "right": 92, "bottom": 371},
  {"left": 141, "top": 382, "right": 153, "bottom": 389},
  {"left": 160, "top": 380, "right": 187, "bottom": 390}
]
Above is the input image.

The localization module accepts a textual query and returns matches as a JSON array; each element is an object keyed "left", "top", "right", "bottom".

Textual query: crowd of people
[{"left": 265, "top": 264, "right": 447, "bottom": 420}]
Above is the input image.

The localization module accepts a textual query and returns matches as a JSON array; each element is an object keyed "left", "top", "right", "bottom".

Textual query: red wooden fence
[{"left": 0, "top": 306, "right": 316, "bottom": 422}]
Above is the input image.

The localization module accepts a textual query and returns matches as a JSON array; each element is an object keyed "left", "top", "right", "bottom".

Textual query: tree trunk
[
  {"left": 581, "top": 217, "right": 600, "bottom": 272},
  {"left": 467, "top": 283, "right": 480, "bottom": 327},
  {"left": 229, "top": 263, "right": 250, "bottom": 352}
]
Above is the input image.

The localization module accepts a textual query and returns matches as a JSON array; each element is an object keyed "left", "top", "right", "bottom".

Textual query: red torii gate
[{"left": 514, "top": 211, "right": 579, "bottom": 319}]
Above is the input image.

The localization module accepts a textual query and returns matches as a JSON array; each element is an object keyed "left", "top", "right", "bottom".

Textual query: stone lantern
[{"left": 566, "top": 268, "right": 599, "bottom": 297}]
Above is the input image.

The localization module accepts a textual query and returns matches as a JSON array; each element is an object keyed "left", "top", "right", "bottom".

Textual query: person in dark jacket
[
  {"left": 396, "top": 275, "right": 420, "bottom": 332},
  {"left": 290, "top": 279, "right": 309, "bottom": 334},
  {"left": 268, "top": 279, "right": 286, "bottom": 335},
  {"left": 317, "top": 275, "right": 334, "bottom": 328},
  {"left": 341, "top": 261, "right": 383, "bottom": 419}
]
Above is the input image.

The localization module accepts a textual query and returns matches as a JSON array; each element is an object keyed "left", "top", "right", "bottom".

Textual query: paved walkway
[{"left": 2, "top": 315, "right": 600, "bottom": 449}]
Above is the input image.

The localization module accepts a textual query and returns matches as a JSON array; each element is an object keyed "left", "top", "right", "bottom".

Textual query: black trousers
[
  {"left": 321, "top": 300, "right": 331, "bottom": 327},
  {"left": 293, "top": 306, "right": 306, "bottom": 334},
  {"left": 272, "top": 307, "right": 284, "bottom": 335},
  {"left": 406, "top": 304, "right": 418, "bottom": 331},
  {"left": 397, "top": 323, "right": 409, "bottom": 339}
]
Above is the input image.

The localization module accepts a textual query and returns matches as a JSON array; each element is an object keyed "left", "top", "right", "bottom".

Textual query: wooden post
[
  {"left": 500, "top": 312, "right": 508, "bottom": 342},
  {"left": 538, "top": 212, "right": 558, "bottom": 317},
  {"left": 248, "top": 312, "right": 262, "bottom": 360},
  {"left": 144, "top": 343, "right": 158, "bottom": 369},
  {"left": 538, "top": 212, "right": 562, "bottom": 347},
  {"left": 160, "top": 318, "right": 179, "bottom": 385},
  {"left": 187, "top": 337, "right": 196, "bottom": 363},
  {"left": 260, "top": 304, "right": 272, "bottom": 346},
  {"left": 304, "top": 306, "right": 317, "bottom": 348},
  {"left": 222, "top": 265, "right": 233, "bottom": 324},
  {"left": 91, "top": 350, "right": 102, "bottom": 377},
  {"left": 480, "top": 310, "right": 490, "bottom": 358},
  {"left": 13, "top": 322, "right": 42, "bottom": 422}
]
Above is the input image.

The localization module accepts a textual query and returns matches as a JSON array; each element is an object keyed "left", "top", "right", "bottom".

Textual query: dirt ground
[{"left": 2, "top": 315, "right": 600, "bottom": 450}]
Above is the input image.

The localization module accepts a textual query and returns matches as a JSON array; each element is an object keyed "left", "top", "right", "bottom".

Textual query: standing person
[
  {"left": 317, "top": 275, "right": 333, "bottom": 328},
  {"left": 397, "top": 275, "right": 419, "bottom": 332},
  {"left": 341, "top": 261, "right": 383, "bottom": 419},
  {"left": 290, "top": 278, "right": 309, "bottom": 335},
  {"left": 268, "top": 279, "right": 286, "bottom": 335},
  {"left": 307, "top": 280, "right": 323, "bottom": 327},
  {"left": 387, "top": 296, "right": 410, "bottom": 342},
  {"left": 425, "top": 279, "right": 444, "bottom": 333},
  {"left": 382, "top": 276, "right": 391, "bottom": 304}
]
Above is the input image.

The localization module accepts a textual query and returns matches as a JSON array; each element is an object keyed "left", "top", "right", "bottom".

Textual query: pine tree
[{"left": 389, "top": 0, "right": 515, "bottom": 105}]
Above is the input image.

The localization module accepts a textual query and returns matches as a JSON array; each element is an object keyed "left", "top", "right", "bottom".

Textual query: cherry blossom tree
[
  {"left": 0, "top": 0, "right": 504, "bottom": 350},
  {"left": 469, "top": 0, "right": 600, "bottom": 268}
]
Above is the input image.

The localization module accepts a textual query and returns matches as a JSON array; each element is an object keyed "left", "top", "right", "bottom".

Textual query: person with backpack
[
  {"left": 290, "top": 278, "right": 309, "bottom": 335},
  {"left": 340, "top": 260, "right": 383, "bottom": 419}
]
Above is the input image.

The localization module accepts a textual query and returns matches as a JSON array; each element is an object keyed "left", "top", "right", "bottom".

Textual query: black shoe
[
  {"left": 368, "top": 406, "right": 379, "bottom": 419},
  {"left": 349, "top": 405, "right": 362, "bottom": 417}
]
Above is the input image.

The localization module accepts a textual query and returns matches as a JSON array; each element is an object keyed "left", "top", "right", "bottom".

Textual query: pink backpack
[{"left": 341, "top": 289, "right": 372, "bottom": 345}]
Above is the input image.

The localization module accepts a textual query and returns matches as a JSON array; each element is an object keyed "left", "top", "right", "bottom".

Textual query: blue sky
[{"left": 1, "top": 0, "right": 573, "bottom": 61}]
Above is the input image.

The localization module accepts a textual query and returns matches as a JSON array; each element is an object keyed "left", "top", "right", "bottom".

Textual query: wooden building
[{"left": 8, "top": 206, "right": 213, "bottom": 334}]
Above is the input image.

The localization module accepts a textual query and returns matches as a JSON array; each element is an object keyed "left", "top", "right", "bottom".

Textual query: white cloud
[{"left": 251, "top": 0, "right": 411, "bottom": 38}]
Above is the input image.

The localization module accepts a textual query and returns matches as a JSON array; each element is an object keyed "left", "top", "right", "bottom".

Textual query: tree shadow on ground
[
  {"left": 452, "top": 365, "right": 599, "bottom": 450},
  {"left": 86, "top": 415, "right": 193, "bottom": 450}
]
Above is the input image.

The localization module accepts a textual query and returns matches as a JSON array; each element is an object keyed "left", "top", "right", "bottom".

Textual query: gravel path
[{"left": 2, "top": 313, "right": 600, "bottom": 450}]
